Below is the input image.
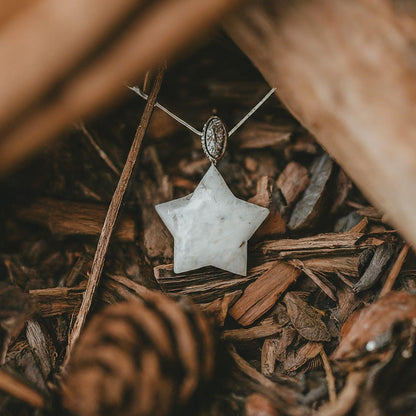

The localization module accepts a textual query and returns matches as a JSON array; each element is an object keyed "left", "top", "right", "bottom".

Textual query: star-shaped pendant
[{"left": 156, "top": 165, "right": 269, "bottom": 276}]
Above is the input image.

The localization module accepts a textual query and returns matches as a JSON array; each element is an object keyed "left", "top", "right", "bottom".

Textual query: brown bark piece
[
  {"left": 29, "top": 286, "right": 85, "bottom": 318},
  {"left": 17, "top": 198, "right": 136, "bottom": 242},
  {"left": 283, "top": 292, "right": 331, "bottom": 342},
  {"left": 276, "top": 162, "right": 310, "bottom": 207},
  {"left": 353, "top": 242, "right": 395, "bottom": 293},
  {"left": 226, "top": 0, "right": 416, "bottom": 250},
  {"left": 237, "top": 120, "right": 292, "bottom": 149},
  {"left": 249, "top": 176, "right": 286, "bottom": 238},
  {"left": 222, "top": 322, "right": 283, "bottom": 342},
  {"left": 154, "top": 263, "right": 267, "bottom": 304},
  {"left": 230, "top": 262, "right": 300, "bottom": 326},
  {"left": 261, "top": 337, "right": 280, "bottom": 376},
  {"left": 0, "top": 283, "right": 34, "bottom": 364},
  {"left": 288, "top": 153, "right": 334, "bottom": 230},
  {"left": 200, "top": 291, "right": 242, "bottom": 327}
]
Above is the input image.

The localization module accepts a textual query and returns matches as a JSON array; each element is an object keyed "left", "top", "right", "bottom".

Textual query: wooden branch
[
  {"left": 29, "top": 286, "right": 85, "bottom": 317},
  {"left": 0, "top": 368, "right": 44, "bottom": 409},
  {"left": 225, "top": 0, "right": 416, "bottom": 248},
  {"left": 62, "top": 67, "right": 164, "bottom": 370},
  {"left": 222, "top": 322, "right": 283, "bottom": 342},
  {"left": 17, "top": 198, "right": 135, "bottom": 241},
  {"left": 258, "top": 232, "right": 375, "bottom": 258},
  {"left": 0, "top": 0, "right": 245, "bottom": 175}
]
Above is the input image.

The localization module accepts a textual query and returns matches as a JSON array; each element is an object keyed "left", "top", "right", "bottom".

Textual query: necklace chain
[{"left": 129, "top": 86, "right": 276, "bottom": 138}]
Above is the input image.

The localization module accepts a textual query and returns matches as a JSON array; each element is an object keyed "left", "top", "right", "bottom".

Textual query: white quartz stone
[{"left": 155, "top": 165, "right": 269, "bottom": 276}]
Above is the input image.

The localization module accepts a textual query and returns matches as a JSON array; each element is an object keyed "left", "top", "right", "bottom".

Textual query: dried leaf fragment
[{"left": 283, "top": 292, "right": 331, "bottom": 342}]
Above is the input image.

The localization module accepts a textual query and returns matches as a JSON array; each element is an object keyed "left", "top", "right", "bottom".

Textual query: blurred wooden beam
[
  {"left": 0, "top": 0, "right": 245, "bottom": 175},
  {"left": 226, "top": 0, "right": 416, "bottom": 248}
]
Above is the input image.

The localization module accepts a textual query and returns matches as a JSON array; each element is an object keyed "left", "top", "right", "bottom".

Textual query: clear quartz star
[{"left": 155, "top": 165, "right": 269, "bottom": 276}]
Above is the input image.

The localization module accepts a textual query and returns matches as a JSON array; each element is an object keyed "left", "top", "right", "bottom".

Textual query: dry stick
[
  {"left": 290, "top": 259, "right": 337, "bottom": 301},
  {"left": 228, "top": 346, "right": 300, "bottom": 413},
  {"left": 319, "top": 371, "right": 366, "bottom": 416},
  {"left": 62, "top": 67, "right": 164, "bottom": 370},
  {"left": 380, "top": 243, "right": 410, "bottom": 297},
  {"left": 0, "top": 368, "right": 45, "bottom": 409},
  {"left": 78, "top": 121, "right": 121, "bottom": 176},
  {"left": 320, "top": 347, "right": 336, "bottom": 403},
  {"left": 335, "top": 271, "right": 355, "bottom": 289}
]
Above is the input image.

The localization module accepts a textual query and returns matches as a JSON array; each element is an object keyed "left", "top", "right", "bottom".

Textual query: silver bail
[{"left": 201, "top": 116, "right": 228, "bottom": 164}]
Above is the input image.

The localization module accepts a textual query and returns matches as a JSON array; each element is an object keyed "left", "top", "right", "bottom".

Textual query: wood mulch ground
[{"left": 1, "top": 35, "right": 415, "bottom": 416}]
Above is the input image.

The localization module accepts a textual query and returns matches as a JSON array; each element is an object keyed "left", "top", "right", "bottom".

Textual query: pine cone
[{"left": 61, "top": 291, "right": 215, "bottom": 416}]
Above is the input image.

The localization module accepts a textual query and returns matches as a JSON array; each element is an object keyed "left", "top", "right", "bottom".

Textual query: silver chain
[{"left": 129, "top": 85, "right": 276, "bottom": 138}]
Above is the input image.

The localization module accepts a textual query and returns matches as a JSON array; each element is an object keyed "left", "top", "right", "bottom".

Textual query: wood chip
[
  {"left": 16, "top": 198, "right": 136, "bottom": 242},
  {"left": 200, "top": 291, "right": 242, "bottom": 327},
  {"left": 261, "top": 337, "right": 280, "bottom": 376},
  {"left": 276, "top": 161, "right": 309, "bottom": 206},
  {"left": 353, "top": 242, "right": 395, "bottom": 293},
  {"left": 237, "top": 120, "right": 293, "bottom": 149},
  {"left": 230, "top": 261, "right": 300, "bottom": 326},
  {"left": 259, "top": 231, "right": 372, "bottom": 259},
  {"left": 154, "top": 263, "right": 264, "bottom": 304},
  {"left": 249, "top": 176, "right": 286, "bottom": 237},
  {"left": 222, "top": 322, "right": 283, "bottom": 342},
  {"left": 288, "top": 153, "right": 334, "bottom": 230}
]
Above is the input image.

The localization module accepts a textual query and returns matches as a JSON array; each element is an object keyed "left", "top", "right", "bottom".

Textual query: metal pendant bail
[{"left": 201, "top": 116, "right": 228, "bottom": 165}]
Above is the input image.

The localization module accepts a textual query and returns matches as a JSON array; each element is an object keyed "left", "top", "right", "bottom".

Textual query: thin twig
[
  {"left": 380, "top": 243, "right": 410, "bottom": 296},
  {"left": 0, "top": 369, "right": 45, "bottom": 409},
  {"left": 228, "top": 346, "right": 301, "bottom": 414},
  {"left": 335, "top": 271, "right": 355, "bottom": 289},
  {"left": 320, "top": 347, "right": 337, "bottom": 403},
  {"left": 62, "top": 67, "right": 165, "bottom": 370},
  {"left": 78, "top": 121, "right": 121, "bottom": 176},
  {"left": 318, "top": 371, "right": 366, "bottom": 416},
  {"left": 290, "top": 259, "right": 337, "bottom": 301}
]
